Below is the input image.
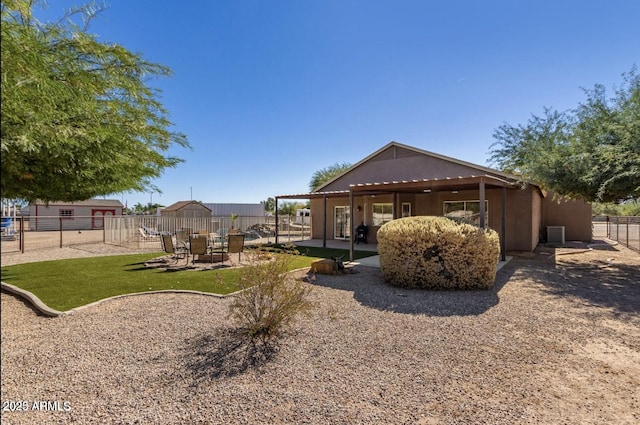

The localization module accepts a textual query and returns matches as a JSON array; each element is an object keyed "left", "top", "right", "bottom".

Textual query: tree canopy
[
  {"left": 308, "top": 162, "right": 352, "bottom": 192},
  {"left": 277, "top": 201, "right": 308, "bottom": 216},
  {"left": 1, "top": 0, "right": 189, "bottom": 203},
  {"left": 261, "top": 197, "right": 275, "bottom": 213},
  {"left": 490, "top": 67, "right": 640, "bottom": 203},
  {"left": 126, "top": 202, "right": 165, "bottom": 215}
]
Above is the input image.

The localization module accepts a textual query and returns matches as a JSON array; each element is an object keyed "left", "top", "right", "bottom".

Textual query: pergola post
[
  {"left": 394, "top": 192, "right": 400, "bottom": 219},
  {"left": 501, "top": 186, "right": 506, "bottom": 261},
  {"left": 322, "top": 195, "right": 327, "bottom": 248},
  {"left": 349, "top": 189, "right": 354, "bottom": 262},
  {"left": 479, "top": 178, "right": 486, "bottom": 229},
  {"left": 274, "top": 196, "right": 279, "bottom": 245}
]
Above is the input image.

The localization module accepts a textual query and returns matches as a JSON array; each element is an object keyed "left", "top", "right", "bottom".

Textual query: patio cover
[{"left": 276, "top": 174, "right": 519, "bottom": 262}]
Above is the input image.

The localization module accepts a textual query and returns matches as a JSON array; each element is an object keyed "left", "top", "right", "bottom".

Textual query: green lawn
[{"left": 0, "top": 247, "right": 376, "bottom": 312}]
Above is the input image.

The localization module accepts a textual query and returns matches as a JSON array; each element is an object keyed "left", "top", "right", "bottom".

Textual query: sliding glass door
[{"left": 334, "top": 206, "right": 350, "bottom": 240}]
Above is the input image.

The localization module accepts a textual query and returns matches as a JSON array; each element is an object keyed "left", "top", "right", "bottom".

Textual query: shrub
[
  {"left": 228, "top": 256, "right": 313, "bottom": 344},
  {"left": 377, "top": 216, "right": 500, "bottom": 289}
]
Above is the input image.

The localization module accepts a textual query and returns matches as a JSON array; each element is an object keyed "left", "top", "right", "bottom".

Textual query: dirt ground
[{"left": 1, "top": 239, "right": 639, "bottom": 424}]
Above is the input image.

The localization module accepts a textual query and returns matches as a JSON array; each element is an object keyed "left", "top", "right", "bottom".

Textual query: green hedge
[{"left": 377, "top": 216, "right": 500, "bottom": 289}]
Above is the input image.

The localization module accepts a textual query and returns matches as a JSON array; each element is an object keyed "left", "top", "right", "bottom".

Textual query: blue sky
[{"left": 38, "top": 1, "right": 639, "bottom": 207}]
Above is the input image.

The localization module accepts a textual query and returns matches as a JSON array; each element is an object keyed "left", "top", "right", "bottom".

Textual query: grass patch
[
  {"left": 293, "top": 245, "right": 376, "bottom": 260},
  {"left": 0, "top": 247, "right": 376, "bottom": 311}
]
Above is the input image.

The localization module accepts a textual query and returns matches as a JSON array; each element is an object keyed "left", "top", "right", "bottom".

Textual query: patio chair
[
  {"left": 138, "top": 227, "right": 159, "bottom": 241},
  {"left": 161, "top": 234, "right": 188, "bottom": 264},
  {"left": 226, "top": 233, "right": 245, "bottom": 263},
  {"left": 189, "top": 235, "right": 210, "bottom": 264},
  {"left": 141, "top": 225, "right": 160, "bottom": 237},
  {"left": 175, "top": 229, "right": 190, "bottom": 245}
]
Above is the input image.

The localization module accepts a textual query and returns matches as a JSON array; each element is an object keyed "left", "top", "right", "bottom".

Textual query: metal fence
[
  {"left": 593, "top": 216, "right": 640, "bottom": 253},
  {"left": 106, "top": 215, "right": 312, "bottom": 249},
  {"left": 0, "top": 215, "right": 311, "bottom": 254},
  {"left": 0, "top": 216, "right": 105, "bottom": 254}
]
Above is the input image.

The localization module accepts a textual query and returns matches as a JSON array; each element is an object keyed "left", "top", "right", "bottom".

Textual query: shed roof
[
  {"left": 163, "top": 200, "right": 212, "bottom": 212},
  {"left": 32, "top": 199, "right": 123, "bottom": 207}
]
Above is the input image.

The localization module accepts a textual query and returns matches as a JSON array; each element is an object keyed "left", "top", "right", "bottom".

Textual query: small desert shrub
[
  {"left": 377, "top": 216, "right": 500, "bottom": 289},
  {"left": 228, "top": 256, "right": 313, "bottom": 344}
]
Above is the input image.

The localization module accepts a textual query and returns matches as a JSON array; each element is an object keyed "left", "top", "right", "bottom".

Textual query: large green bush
[{"left": 377, "top": 216, "right": 500, "bottom": 289}]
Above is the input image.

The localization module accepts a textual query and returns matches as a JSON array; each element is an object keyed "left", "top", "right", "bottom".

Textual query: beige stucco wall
[
  {"left": 310, "top": 186, "right": 544, "bottom": 251},
  {"left": 531, "top": 189, "right": 543, "bottom": 249},
  {"left": 542, "top": 195, "right": 592, "bottom": 241}
]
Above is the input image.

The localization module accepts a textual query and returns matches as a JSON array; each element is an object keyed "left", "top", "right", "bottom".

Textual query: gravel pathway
[{"left": 1, "top": 243, "right": 639, "bottom": 424}]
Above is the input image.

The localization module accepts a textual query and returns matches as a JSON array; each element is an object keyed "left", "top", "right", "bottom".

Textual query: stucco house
[
  {"left": 27, "top": 199, "right": 123, "bottom": 230},
  {"left": 276, "top": 142, "right": 592, "bottom": 258}
]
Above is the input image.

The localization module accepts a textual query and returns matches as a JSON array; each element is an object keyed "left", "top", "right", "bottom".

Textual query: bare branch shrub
[{"left": 228, "top": 256, "right": 313, "bottom": 345}]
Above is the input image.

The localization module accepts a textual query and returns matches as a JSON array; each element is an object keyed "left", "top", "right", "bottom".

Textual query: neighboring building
[
  {"left": 276, "top": 141, "right": 592, "bottom": 254},
  {"left": 27, "top": 199, "right": 123, "bottom": 230},
  {"left": 161, "top": 201, "right": 212, "bottom": 219},
  {"left": 159, "top": 201, "right": 266, "bottom": 235},
  {"left": 161, "top": 202, "right": 266, "bottom": 218},
  {"left": 203, "top": 203, "right": 266, "bottom": 217},
  {"left": 295, "top": 208, "right": 311, "bottom": 225}
]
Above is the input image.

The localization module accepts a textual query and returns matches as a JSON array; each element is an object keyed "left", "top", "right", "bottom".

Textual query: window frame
[
  {"left": 443, "top": 200, "right": 488, "bottom": 225},
  {"left": 372, "top": 203, "right": 394, "bottom": 226},
  {"left": 59, "top": 209, "right": 75, "bottom": 220}
]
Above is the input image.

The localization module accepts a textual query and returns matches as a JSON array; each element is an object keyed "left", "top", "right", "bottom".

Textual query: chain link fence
[{"left": 593, "top": 216, "right": 640, "bottom": 253}]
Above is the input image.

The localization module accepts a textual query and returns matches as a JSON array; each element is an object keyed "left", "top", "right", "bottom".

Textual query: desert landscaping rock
[{"left": 1, "top": 242, "right": 639, "bottom": 424}]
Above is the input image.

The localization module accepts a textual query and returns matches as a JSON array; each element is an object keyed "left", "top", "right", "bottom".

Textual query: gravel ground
[{"left": 1, "top": 242, "right": 639, "bottom": 424}]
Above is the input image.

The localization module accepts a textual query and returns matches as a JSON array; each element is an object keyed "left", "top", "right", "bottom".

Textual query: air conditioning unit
[{"left": 547, "top": 226, "right": 565, "bottom": 244}]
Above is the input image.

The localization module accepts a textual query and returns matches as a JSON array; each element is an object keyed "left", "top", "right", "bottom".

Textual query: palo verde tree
[
  {"left": 1, "top": 0, "right": 189, "bottom": 203},
  {"left": 308, "top": 162, "right": 352, "bottom": 192},
  {"left": 490, "top": 66, "right": 639, "bottom": 203}
]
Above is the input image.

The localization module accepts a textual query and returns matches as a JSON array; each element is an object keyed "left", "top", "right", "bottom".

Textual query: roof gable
[
  {"left": 317, "top": 141, "right": 516, "bottom": 192},
  {"left": 163, "top": 200, "right": 211, "bottom": 212}
]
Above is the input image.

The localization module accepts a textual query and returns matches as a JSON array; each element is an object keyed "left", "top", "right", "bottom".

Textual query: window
[
  {"left": 443, "top": 201, "right": 488, "bottom": 226},
  {"left": 59, "top": 209, "right": 74, "bottom": 219},
  {"left": 372, "top": 203, "right": 393, "bottom": 226},
  {"left": 401, "top": 202, "right": 411, "bottom": 218}
]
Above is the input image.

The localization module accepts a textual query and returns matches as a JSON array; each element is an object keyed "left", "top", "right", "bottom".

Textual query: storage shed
[
  {"left": 161, "top": 201, "right": 212, "bottom": 219},
  {"left": 27, "top": 199, "right": 123, "bottom": 230}
]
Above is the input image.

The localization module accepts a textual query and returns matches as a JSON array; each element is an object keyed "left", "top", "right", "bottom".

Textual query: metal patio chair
[{"left": 161, "top": 234, "right": 188, "bottom": 264}]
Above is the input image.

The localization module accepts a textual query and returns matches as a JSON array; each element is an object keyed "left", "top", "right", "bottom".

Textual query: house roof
[
  {"left": 277, "top": 175, "right": 518, "bottom": 200},
  {"left": 314, "top": 141, "right": 519, "bottom": 193},
  {"left": 163, "top": 200, "right": 212, "bottom": 212},
  {"left": 276, "top": 142, "right": 523, "bottom": 199}
]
